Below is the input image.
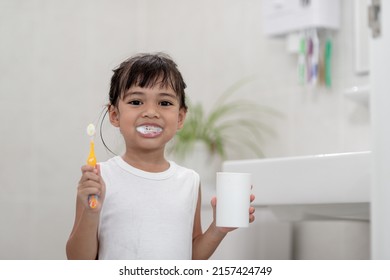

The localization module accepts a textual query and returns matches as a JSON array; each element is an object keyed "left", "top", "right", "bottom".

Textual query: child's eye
[
  {"left": 160, "top": 101, "right": 173, "bottom": 106},
  {"left": 128, "top": 100, "right": 142, "bottom": 106}
]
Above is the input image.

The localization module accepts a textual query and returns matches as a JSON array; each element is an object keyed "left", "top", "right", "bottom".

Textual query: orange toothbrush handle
[
  {"left": 87, "top": 140, "right": 97, "bottom": 167},
  {"left": 88, "top": 195, "right": 98, "bottom": 209},
  {"left": 87, "top": 140, "right": 98, "bottom": 209}
]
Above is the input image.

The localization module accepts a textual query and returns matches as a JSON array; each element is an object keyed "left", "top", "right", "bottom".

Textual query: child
[{"left": 66, "top": 52, "right": 255, "bottom": 260}]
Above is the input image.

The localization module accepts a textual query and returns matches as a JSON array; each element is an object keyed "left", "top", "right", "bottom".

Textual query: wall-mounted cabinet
[{"left": 262, "top": 0, "right": 340, "bottom": 36}]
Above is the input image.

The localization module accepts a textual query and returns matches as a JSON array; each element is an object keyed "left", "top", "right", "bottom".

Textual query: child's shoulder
[{"left": 171, "top": 161, "right": 200, "bottom": 180}]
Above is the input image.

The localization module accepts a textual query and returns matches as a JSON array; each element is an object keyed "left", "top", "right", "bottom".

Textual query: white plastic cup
[{"left": 216, "top": 172, "right": 252, "bottom": 228}]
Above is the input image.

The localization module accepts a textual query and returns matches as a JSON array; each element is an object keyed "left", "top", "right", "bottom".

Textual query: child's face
[{"left": 109, "top": 82, "right": 186, "bottom": 154}]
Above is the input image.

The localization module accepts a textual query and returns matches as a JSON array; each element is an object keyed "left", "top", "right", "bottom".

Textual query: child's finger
[
  {"left": 95, "top": 163, "right": 101, "bottom": 175},
  {"left": 210, "top": 196, "right": 217, "bottom": 208},
  {"left": 79, "top": 171, "right": 100, "bottom": 184}
]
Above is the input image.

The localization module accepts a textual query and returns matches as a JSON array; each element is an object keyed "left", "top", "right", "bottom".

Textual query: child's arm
[
  {"left": 66, "top": 164, "right": 105, "bottom": 260},
  {"left": 192, "top": 187, "right": 255, "bottom": 260}
]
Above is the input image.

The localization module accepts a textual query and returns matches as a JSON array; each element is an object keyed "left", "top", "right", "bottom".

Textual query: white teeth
[{"left": 136, "top": 125, "right": 162, "bottom": 134}]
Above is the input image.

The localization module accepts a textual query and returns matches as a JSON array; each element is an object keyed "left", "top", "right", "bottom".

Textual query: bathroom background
[{"left": 0, "top": 0, "right": 370, "bottom": 259}]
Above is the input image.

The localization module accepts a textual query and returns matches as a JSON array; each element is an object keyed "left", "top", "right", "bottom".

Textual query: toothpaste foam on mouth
[{"left": 136, "top": 125, "right": 162, "bottom": 134}]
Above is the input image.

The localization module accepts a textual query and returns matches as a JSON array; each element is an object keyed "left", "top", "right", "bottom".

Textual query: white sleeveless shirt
[{"left": 98, "top": 156, "right": 200, "bottom": 260}]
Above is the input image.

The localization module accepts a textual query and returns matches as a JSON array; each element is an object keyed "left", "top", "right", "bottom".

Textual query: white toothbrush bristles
[{"left": 87, "top": 123, "right": 96, "bottom": 137}]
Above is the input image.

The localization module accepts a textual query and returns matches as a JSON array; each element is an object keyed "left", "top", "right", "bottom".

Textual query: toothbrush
[
  {"left": 86, "top": 123, "right": 98, "bottom": 209},
  {"left": 298, "top": 33, "right": 306, "bottom": 85},
  {"left": 306, "top": 35, "right": 313, "bottom": 83},
  {"left": 311, "top": 29, "right": 319, "bottom": 86},
  {"left": 325, "top": 37, "right": 332, "bottom": 88}
]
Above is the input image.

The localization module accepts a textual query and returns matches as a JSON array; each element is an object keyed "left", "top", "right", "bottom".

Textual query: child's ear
[
  {"left": 108, "top": 105, "right": 120, "bottom": 127},
  {"left": 177, "top": 108, "right": 187, "bottom": 130}
]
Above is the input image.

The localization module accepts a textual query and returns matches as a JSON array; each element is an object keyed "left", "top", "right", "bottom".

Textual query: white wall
[
  {"left": 0, "top": 0, "right": 369, "bottom": 259},
  {"left": 370, "top": 0, "right": 390, "bottom": 259}
]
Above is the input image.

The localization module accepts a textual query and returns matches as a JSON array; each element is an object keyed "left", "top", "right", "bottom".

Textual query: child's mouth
[{"left": 136, "top": 125, "right": 163, "bottom": 136}]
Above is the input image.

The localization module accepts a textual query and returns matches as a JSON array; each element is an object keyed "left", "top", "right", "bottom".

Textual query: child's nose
[{"left": 142, "top": 104, "right": 160, "bottom": 118}]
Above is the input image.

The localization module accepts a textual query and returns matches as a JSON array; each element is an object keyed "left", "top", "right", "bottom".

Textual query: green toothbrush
[{"left": 325, "top": 38, "right": 332, "bottom": 88}]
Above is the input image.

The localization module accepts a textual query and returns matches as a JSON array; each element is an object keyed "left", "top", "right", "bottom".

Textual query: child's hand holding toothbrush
[
  {"left": 77, "top": 164, "right": 106, "bottom": 211},
  {"left": 80, "top": 122, "right": 105, "bottom": 211}
]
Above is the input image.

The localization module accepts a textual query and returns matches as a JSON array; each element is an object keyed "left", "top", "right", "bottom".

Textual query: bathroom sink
[{"left": 222, "top": 151, "right": 371, "bottom": 221}]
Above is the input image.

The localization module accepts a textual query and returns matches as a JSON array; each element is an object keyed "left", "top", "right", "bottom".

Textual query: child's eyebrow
[
  {"left": 158, "top": 92, "right": 178, "bottom": 99},
  {"left": 123, "top": 91, "right": 178, "bottom": 99},
  {"left": 122, "top": 91, "right": 144, "bottom": 99}
]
